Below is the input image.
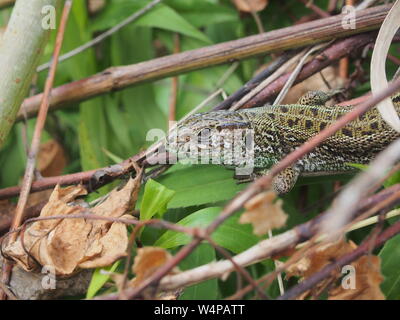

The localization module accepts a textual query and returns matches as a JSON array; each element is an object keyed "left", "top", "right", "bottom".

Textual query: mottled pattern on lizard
[{"left": 167, "top": 91, "right": 400, "bottom": 194}]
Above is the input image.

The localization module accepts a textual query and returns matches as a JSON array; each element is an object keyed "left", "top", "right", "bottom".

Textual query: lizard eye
[{"left": 198, "top": 128, "right": 211, "bottom": 139}]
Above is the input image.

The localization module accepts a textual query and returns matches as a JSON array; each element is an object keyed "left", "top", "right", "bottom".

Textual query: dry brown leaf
[
  {"left": 131, "top": 247, "right": 180, "bottom": 286},
  {"left": 91, "top": 176, "right": 141, "bottom": 219},
  {"left": 4, "top": 172, "right": 143, "bottom": 276},
  {"left": 329, "top": 255, "right": 385, "bottom": 300},
  {"left": 4, "top": 184, "right": 87, "bottom": 272},
  {"left": 239, "top": 191, "right": 287, "bottom": 236},
  {"left": 287, "top": 240, "right": 356, "bottom": 279},
  {"left": 0, "top": 199, "right": 15, "bottom": 216},
  {"left": 232, "top": 0, "right": 268, "bottom": 12},
  {"left": 79, "top": 214, "right": 132, "bottom": 269},
  {"left": 88, "top": 0, "right": 105, "bottom": 14},
  {"left": 286, "top": 239, "right": 385, "bottom": 300},
  {"left": 37, "top": 139, "right": 67, "bottom": 177}
]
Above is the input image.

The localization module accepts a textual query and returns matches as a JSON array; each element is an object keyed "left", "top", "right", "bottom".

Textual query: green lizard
[{"left": 166, "top": 91, "right": 400, "bottom": 194}]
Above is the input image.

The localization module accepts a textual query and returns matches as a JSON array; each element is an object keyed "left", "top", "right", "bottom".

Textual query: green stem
[{"left": 0, "top": 0, "right": 58, "bottom": 147}]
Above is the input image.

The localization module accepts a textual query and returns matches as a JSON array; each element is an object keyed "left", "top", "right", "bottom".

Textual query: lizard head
[{"left": 166, "top": 110, "right": 254, "bottom": 166}]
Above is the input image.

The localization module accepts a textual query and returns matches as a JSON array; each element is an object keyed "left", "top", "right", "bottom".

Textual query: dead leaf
[
  {"left": 329, "top": 255, "right": 385, "bottom": 300},
  {"left": 18, "top": 140, "right": 68, "bottom": 212},
  {"left": 232, "top": 0, "right": 268, "bottom": 12},
  {"left": 287, "top": 240, "right": 356, "bottom": 279},
  {"left": 3, "top": 184, "right": 87, "bottom": 272},
  {"left": 286, "top": 240, "right": 385, "bottom": 300},
  {"left": 88, "top": 0, "right": 105, "bottom": 14},
  {"left": 37, "top": 140, "right": 67, "bottom": 177},
  {"left": 79, "top": 214, "right": 132, "bottom": 269},
  {"left": 0, "top": 199, "right": 15, "bottom": 217},
  {"left": 4, "top": 169, "right": 143, "bottom": 276},
  {"left": 239, "top": 191, "right": 287, "bottom": 236},
  {"left": 131, "top": 247, "right": 180, "bottom": 286}
]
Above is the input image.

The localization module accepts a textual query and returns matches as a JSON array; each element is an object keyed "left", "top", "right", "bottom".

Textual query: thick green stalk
[{"left": 0, "top": 0, "right": 57, "bottom": 147}]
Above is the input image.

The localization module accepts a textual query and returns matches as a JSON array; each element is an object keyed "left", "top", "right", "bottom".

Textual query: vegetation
[{"left": 0, "top": 0, "right": 399, "bottom": 301}]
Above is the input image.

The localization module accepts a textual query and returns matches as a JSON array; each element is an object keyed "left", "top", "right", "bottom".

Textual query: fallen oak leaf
[{"left": 239, "top": 190, "right": 287, "bottom": 236}]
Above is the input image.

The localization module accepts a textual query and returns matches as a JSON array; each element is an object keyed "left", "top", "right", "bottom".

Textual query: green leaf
[
  {"left": 179, "top": 244, "right": 218, "bottom": 300},
  {"left": 166, "top": 0, "right": 238, "bottom": 28},
  {"left": 379, "top": 234, "right": 400, "bottom": 299},
  {"left": 383, "top": 170, "right": 400, "bottom": 188},
  {"left": 154, "top": 207, "right": 259, "bottom": 254},
  {"left": 86, "top": 261, "right": 120, "bottom": 299},
  {"left": 156, "top": 165, "right": 248, "bottom": 208},
  {"left": 141, "top": 179, "right": 176, "bottom": 221},
  {"left": 345, "top": 162, "right": 368, "bottom": 170},
  {"left": 91, "top": 0, "right": 211, "bottom": 43},
  {"left": 102, "top": 148, "right": 124, "bottom": 164}
]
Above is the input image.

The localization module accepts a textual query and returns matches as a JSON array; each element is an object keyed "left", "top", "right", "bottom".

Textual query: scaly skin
[{"left": 167, "top": 91, "right": 400, "bottom": 194}]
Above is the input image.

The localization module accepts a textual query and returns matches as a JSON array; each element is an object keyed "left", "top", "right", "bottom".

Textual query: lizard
[{"left": 166, "top": 90, "right": 400, "bottom": 194}]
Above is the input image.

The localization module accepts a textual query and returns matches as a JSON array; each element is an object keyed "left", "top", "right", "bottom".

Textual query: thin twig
[
  {"left": 37, "top": 0, "right": 163, "bottom": 72},
  {"left": 204, "top": 235, "right": 269, "bottom": 300},
  {"left": 215, "top": 77, "right": 400, "bottom": 236},
  {"left": 278, "top": 219, "right": 400, "bottom": 300},
  {"left": 320, "top": 138, "right": 400, "bottom": 237},
  {"left": 298, "top": 0, "right": 331, "bottom": 18},
  {"left": 9, "top": 0, "right": 72, "bottom": 236},
  {"left": 226, "top": 186, "right": 400, "bottom": 299},
  {"left": 273, "top": 43, "right": 327, "bottom": 105},
  {"left": 230, "top": 50, "right": 308, "bottom": 110},
  {"left": 1, "top": 0, "right": 73, "bottom": 299},
  {"left": 168, "top": 33, "right": 180, "bottom": 124},
  {"left": 17, "top": 5, "right": 392, "bottom": 120},
  {"left": 213, "top": 51, "right": 297, "bottom": 111},
  {"left": 242, "top": 32, "right": 377, "bottom": 108}
]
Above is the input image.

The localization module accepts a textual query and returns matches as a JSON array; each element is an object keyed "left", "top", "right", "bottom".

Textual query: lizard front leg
[
  {"left": 235, "top": 166, "right": 300, "bottom": 194},
  {"left": 271, "top": 166, "right": 300, "bottom": 194}
]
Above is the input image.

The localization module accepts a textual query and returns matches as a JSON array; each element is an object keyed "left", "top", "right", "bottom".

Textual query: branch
[
  {"left": 207, "top": 77, "right": 400, "bottom": 237},
  {"left": 17, "top": 4, "right": 391, "bottom": 120},
  {"left": 37, "top": 0, "right": 163, "bottom": 72},
  {"left": 278, "top": 219, "right": 400, "bottom": 300},
  {"left": 241, "top": 32, "right": 377, "bottom": 108},
  {"left": 321, "top": 137, "right": 400, "bottom": 237},
  {"left": 108, "top": 183, "right": 400, "bottom": 294}
]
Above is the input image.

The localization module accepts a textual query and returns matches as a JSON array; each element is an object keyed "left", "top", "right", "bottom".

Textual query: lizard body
[{"left": 167, "top": 91, "right": 400, "bottom": 194}]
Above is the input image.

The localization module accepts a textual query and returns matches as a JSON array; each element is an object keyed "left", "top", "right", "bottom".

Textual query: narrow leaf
[
  {"left": 140, "top": 179, "right": 175, "bottom": 221},
  {"left": 86, "top": 261, "right": 120, "bottom": 299}
]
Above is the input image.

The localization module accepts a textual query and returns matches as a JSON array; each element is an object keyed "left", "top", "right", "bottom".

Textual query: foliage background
[{"left": 0, "top": 0, "right": 399, "bottom": 299}]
